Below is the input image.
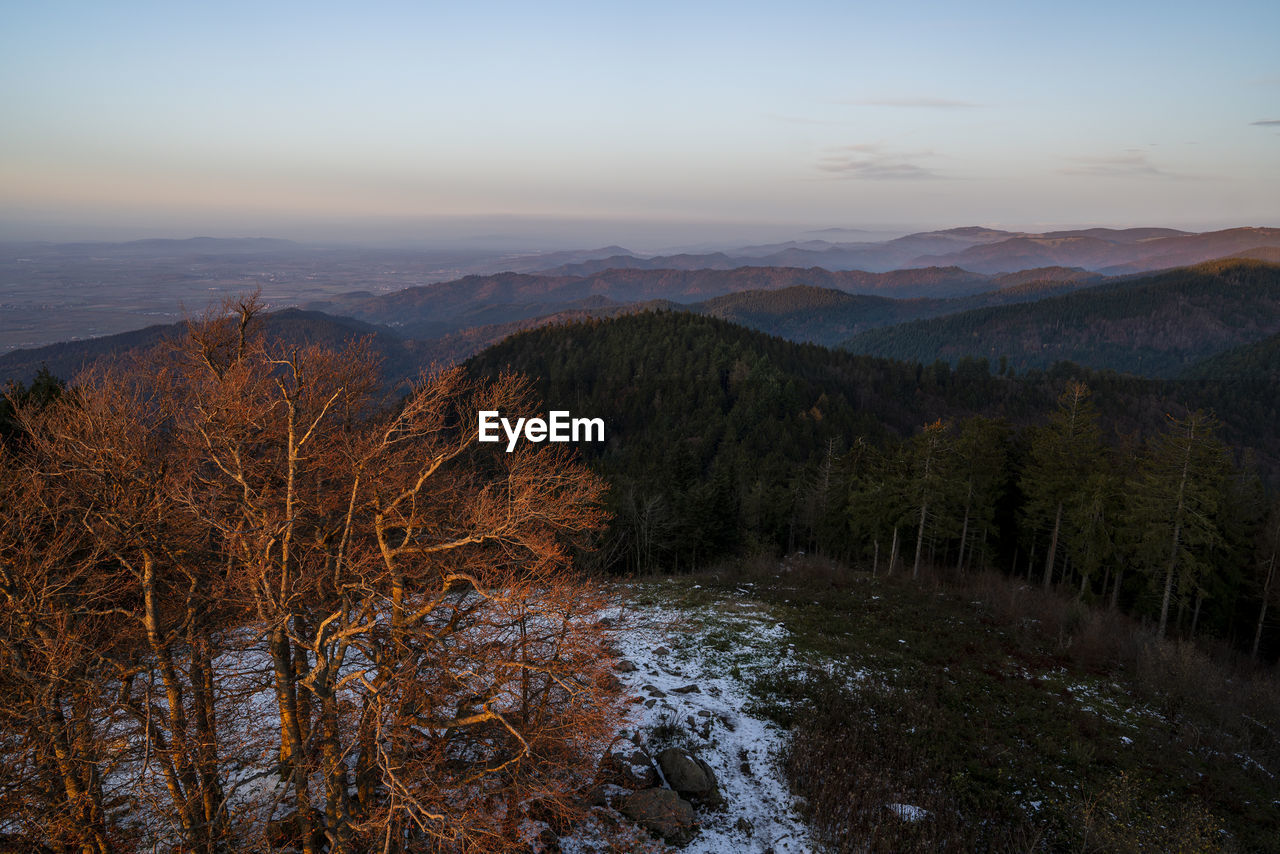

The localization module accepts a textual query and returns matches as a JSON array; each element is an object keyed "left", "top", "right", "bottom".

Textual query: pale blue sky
[{"left": 2, "top": 0, "right": 1277, "bottom": 245}]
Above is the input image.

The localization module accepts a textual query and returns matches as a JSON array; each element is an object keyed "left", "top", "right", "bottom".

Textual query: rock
[
  {"left": 592, "top": 805, "right": 621, "bottom": 831},
  {"left": 615, "top": 658, "right": 638, "bottom": 672},
  {"left": 600, "top": 749, "right": 658, "bottom": 790},
  {"left": 644, "top": 698, "right": 656, "bottom": 708},
  {"left": 620, "top": 788, "right": 697, "bottom": 846},
  {"left": 671, "top": 683, "right": 701, "bottom": 694},
  {"left": 580, "top": 784, "right": 609, "bottom": 807},
  {"left": 653, "top": 646, "right": 671, "bottom": 656},
  {"left": 657, "top": 748, "right": 724, "bottom": 807},
  {"left": 642, "top": 684, "right": 667, "bottom": 697}
]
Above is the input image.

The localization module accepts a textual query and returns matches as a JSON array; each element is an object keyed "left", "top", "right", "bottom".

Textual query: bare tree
[{"left": 0, "top": 297, "right": 624, "bottom": 853}]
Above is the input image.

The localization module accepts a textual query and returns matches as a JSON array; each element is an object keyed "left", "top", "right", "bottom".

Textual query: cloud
[
  {"left": 1057, "top": 152, "right": 1177, "bottom": 178},
  {"left": 840, "top": 96, "right": 978, "bottom": 109},
  {"left": 818, "top": 144, "right": 944, "bottom": 180},
  {"left": 1252, "top": 119, "right": 1280, "bottom": 126}
]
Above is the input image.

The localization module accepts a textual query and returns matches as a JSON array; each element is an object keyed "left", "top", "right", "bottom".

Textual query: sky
[{"left": 1, "top": 0, "right": 1278, "bottom": 247}]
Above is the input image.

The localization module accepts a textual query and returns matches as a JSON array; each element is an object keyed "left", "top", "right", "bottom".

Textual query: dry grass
[{"left": 690, "top": 556, "right": 1280, "bottom": 852}]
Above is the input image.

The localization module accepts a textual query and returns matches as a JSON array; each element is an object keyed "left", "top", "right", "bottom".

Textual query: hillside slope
[
  {"left": 0, "top": 309, "right": 417, "bottom": 385},
  {"left": 844, "top": 260, "right": 1280, "bottom": 378}
]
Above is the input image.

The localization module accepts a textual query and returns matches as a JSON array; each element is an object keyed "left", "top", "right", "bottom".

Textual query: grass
[{"left": 626, "top": 556, "right": 1280, "bottom": 853}]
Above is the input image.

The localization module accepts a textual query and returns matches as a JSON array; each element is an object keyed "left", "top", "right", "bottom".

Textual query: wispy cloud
[
  {"left": 1252, "top": 119, "right": 1280, "bottom": 126},
  {"left": 818, "top": 144, "right": 944, "bottom": 180},
  {"left": 1058, "top": 152, "right": 1179, "bottom": 178},
  {"left": 840, "top": 96, "right": 978, "bottom": 109}
]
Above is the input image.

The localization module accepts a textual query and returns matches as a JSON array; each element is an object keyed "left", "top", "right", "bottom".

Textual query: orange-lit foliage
[{"left": 0, "top": 297, "right": 622, "bottom": 853}]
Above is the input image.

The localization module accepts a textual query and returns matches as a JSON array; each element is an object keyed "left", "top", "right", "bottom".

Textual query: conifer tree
[
  {"left": 953, "top": 416, "right": 1011, "bottom": 573},
  {"left": 1021, "top": 381, "right": 1103, "bottom": 590},
  {"left": 1127, "top": 411, "right": 1232, "bottom": 638},
  {"left": 904, "top": 420, "right": 955, "bottom": 579},
  {"left": 1065, "top": 470, "right": 1122, "bottom": 599}
]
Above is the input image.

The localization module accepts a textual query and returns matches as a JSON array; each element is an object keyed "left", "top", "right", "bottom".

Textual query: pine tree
[
  {"left": 1065, "top": 470, "right": 1122, "bottom": 599},
  {"left": 953, "top": 416, "right": 1011, "bottom": 573},
  {"left": 1127, "top": 411, "right": 1232, "bottom": 639},
  {"left": 1021, "top": 381, "right": 1104, "bottom": 590},
  {"left": 904, "top": 420, "right": 956, "bottom": 579}
]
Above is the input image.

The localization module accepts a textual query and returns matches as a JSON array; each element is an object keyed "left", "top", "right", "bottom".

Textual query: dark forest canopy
[
  {"left": 466, "top": 310, "right": 1280, "bottom": 656},
  {"left": 844, "top": 259, "right": 1280, "bottom": 377}
]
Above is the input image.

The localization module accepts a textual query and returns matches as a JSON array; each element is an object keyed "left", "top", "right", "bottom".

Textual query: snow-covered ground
[{"left": 561, "top": 584, "right": 815, "bottom": 853}]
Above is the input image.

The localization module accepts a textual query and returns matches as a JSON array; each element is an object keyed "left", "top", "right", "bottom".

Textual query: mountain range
[
  {"left": 6, "top": 256, "right": 1280, "bottom": 392},
  {"left": 529, "top": 226, "right": 1280, "bottom": 276}
]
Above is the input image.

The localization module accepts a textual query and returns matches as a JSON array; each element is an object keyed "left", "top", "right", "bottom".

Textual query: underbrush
[{"left": 684, "top": 556, "right": 1280, "bottom": 852}]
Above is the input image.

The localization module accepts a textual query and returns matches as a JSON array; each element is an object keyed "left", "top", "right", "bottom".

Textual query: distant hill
[
  {"left": 1183, "top": 329, "right": 1280, "bottom": 382},
  {"left": 516, "top": 226, "right": 1280, "bottom": 277},
  {"left": 15, "top": 258, "right": 1272, "bottom": 386},
  {"left": 844, "top": 259, "right": 1280, "bottom": 378},
  {"left": 408, "top": 271, "right": 1123, "bottom": 364},
  {"left": 0, "top": 309, "right": 417, "bottom": 386},
  {"left": 989, "top": 266, "right": 1103, "bottom": 289},
  {"left": 691, "top": 286, "right": 913, "bottom": 346},
  {"left": 306, "top": 265, "right": 998, "bottom": 339},
  {"left": 914, "top": 227, "right": 1280, "bottom": 275}
]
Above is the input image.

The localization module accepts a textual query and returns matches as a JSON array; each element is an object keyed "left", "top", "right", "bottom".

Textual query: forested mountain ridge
[
  {"left": 466, "top": 309, "right": 1277, "bottom": 555},
  {"left": 306, "top": 265, "right": 998, "bottom": 335},
  {"left": 844, "top": 259, "right": 1280, "bottom": 378},
  {"left": 8, "top": 258, "right": 1276, "bottom": 390}
]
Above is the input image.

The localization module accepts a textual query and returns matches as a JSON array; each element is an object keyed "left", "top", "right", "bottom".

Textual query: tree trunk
[
  {"left": 142, "top": 554, "right": 206, "bottom": 845},
  {"left": 888, "top": 527, "right": 900, "bottom": 576},
  {"left": 1158, "top": 422, "right": 1194, "bottom": 639},
  {"left": 957, "top": 483, "right": 972, "bottom": 572},
  {"left": 1254, "top": 550, "right": 1276, "bottom": 660},
  {"left": 1043, "top": 502, "right": 1062, "bottom": 590},
  {"left": 188, "top": 617, "right": 227, "bottom": 848},
  {"left": 320, "top": 690, "right": 352, "bottom": 854},
  {"left": 913, "top": 499, "right": 928, "bottom": 580},
  {"left": 271, "top": 625, "right": 317, "bottom": 854},
  {"left": 47, "top": 696, "right": 111, "bottom": 854}
]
